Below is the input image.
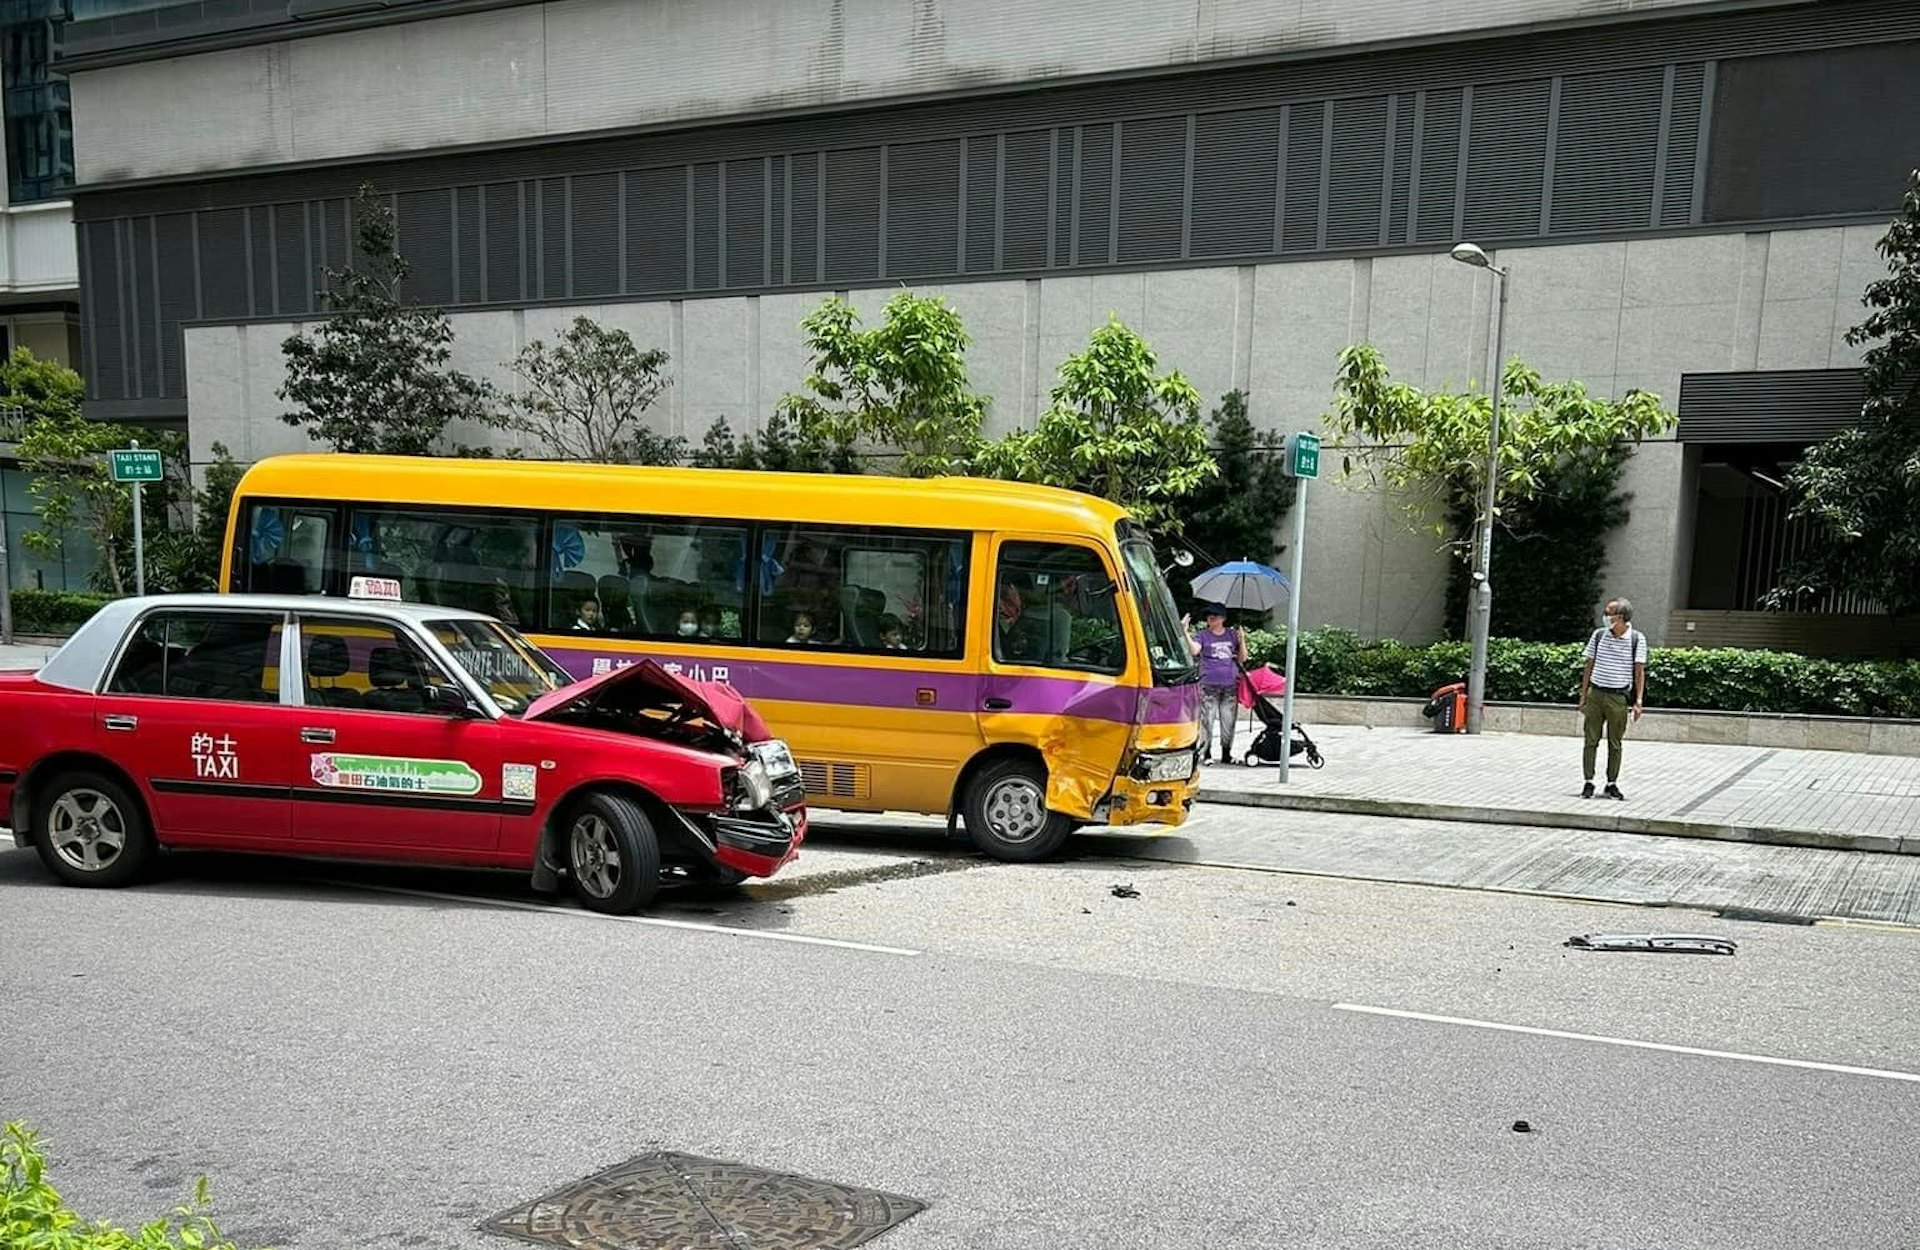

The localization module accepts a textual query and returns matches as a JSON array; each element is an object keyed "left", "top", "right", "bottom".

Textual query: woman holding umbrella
[{"left": 1188, "top": 602, "right": 1249, "bottom": 764}]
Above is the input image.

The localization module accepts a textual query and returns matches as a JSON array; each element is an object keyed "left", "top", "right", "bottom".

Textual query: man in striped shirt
[{"left": 1580, "top": 596, "right": 1647, "bottom": 800}]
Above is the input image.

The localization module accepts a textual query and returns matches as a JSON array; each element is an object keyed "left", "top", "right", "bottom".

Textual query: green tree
[
  {"left": 778, "top": 292, "right": 985, "bottom": 476},
  {"left": 0, "top": 345, "right": 84, "bottom": 423},
  {"left": 1772, "top": 171, "right": 1920, "bottom": 614},
  {"left": 689, "top": 412, "right": 858, "bottom": 473},
  {"left": 1172, "top": 389, "right": 1298, "bottom": 604},
  {"left": 146, "top": 443, "right": 246, "bottom": 593},
  {"left": 498, "top": 316, "right": 683, "bottom": 463},
  {"left": 1325, "top": 344, "right": 1674, "bottom": 636},
  {"left": 279, "top": 185, "right": 494, "bottom": 455},
  {"left": 975, "top": 317, "right": 1216, "bottom": 533}
]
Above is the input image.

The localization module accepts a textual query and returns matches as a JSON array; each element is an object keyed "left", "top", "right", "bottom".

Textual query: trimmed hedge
[
  {"left": 1244, "top": 627, "right": 1920, "bottom": 720},
  {"left": 8, "top": 589, "right": 112, "bottom": 637}
]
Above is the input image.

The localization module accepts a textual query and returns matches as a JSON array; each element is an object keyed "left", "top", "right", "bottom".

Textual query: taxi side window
[
  {"left": 107, "top": 611, "right": 283, "bottom": 702},
  {"left": 299, "top": 617, "right": 455, "bottom": 716}
]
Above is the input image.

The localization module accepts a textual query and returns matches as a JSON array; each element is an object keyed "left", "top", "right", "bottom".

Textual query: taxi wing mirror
[{"left": 425, "top": 684, "right": 478, "bottom": 718}]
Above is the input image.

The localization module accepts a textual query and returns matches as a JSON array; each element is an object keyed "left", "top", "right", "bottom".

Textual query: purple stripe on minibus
[{"left": 541, "top": 645, "right": 1199, "bottom": 725}]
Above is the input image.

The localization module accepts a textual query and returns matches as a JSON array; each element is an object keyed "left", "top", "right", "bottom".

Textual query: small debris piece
[
  {"left": 1566, "top": 933, "right": 1737, "bottom": 956},
  {"left": 1110, "top": 883, "right": 1141, "bottom": 899},
  {"left": 1080, "top": 907, "right": 1092, "bottom": 914},
  {"left": 1285, "top": 900, "right": 1297, "bottom": 907},
  {"left": 1511, "top": 1120, "right": 1533, "bottom": 1134}
]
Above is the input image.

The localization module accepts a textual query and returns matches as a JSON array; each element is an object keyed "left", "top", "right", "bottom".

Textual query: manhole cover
[{"left": 482, "top": 1151, "right": 926, "bottom": 1250}]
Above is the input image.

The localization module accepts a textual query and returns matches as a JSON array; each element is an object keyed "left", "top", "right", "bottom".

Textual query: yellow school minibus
[{"left": 223, "top": 454, "right": 1202, "bottom": 859}]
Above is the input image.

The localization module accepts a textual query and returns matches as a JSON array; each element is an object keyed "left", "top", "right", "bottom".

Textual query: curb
[{"left": 1196, "top": 787, "right": 1915, "bottom": 857}]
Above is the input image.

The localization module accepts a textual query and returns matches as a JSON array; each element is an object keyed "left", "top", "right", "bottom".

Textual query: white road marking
[
  {"left": 318, "top": 880, "right": 922, "bottom": 957},
  {"left": 1333, "top": 1003, "right": 1920, "bottom": 1085}
]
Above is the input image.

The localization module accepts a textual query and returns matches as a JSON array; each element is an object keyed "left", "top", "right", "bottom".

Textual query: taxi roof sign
[{"left": 349, "top": 575, "right": 404, "bottom": 602}]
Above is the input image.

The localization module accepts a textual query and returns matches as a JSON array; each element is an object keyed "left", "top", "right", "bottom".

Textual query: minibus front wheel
[{"left": 964, "top": 758, "right": 1073, "bottom": 862}]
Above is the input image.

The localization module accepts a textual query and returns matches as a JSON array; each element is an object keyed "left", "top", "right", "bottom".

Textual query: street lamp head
[{"left": 1449, "top": 242, "right": 1493, "bottom": 268}]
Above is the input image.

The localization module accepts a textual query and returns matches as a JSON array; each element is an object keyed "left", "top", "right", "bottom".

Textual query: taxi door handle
[
  {"left": 103, "top": 714, "right": 138, "bottom": 731},
  {"left": 300, "top": 727, "right": 336, "bottom": 744},
  {"left": 983, "top": 697, "right": 1013, "bottom": 711}
]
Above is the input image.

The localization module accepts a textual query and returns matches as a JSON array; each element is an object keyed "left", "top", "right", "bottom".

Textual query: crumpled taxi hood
[{"left": 522, "top": 658, "right": 773, "bottom": 741}]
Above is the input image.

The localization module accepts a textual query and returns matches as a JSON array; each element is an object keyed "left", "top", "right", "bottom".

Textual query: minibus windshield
[{"left": 1118, "top": 528, "right": 1199, "bottom": 687}]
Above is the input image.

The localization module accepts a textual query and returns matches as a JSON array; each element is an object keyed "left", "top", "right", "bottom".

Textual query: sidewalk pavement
[
  {"left": 0, "top": 641, "right": 55, "bottom": 670},
  {"left": 1198, "top": 721, "right": 1920, "bottom": 855}
]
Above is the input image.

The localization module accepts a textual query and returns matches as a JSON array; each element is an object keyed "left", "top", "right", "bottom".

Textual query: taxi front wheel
[
  {"left": 565, "top": 791, "right": 662, "bottom": 914},
  {"left": 34, "top": 770, "right": 155, "bottom": 889},
  {"left": 964, "top": 758, "right": 1073, "bottom": 863}
]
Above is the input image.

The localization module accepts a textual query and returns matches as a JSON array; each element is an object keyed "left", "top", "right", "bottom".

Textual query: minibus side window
[
  {"left": 243, "top": 503, "right": 336, "bottom": 596},
  {"left": 343, "top": 509, "right": 543, "bottom": 626},
  {"left": 758, "top": 525, "right": 968, "bottom": 656},
  {"left": 992, "top": 542, "right": 1125, "bottom": 675},
  {"left": 543, "top": 517, "right": 750, "bottom": 642}
]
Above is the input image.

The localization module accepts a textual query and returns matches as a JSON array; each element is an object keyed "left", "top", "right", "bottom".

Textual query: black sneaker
[
  {"left": 1604, "top": 784, "right": 1625, "bottom": 801},
  {"left": 1581, "top": 782, "right": 1595, "bottom": 799}
]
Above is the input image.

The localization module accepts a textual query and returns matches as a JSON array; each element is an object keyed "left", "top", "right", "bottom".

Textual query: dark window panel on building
[
  {"left": 154, "top": 211, "right": 194, "bottom": 397},
  {"left": 1551, "top": 67, "right": 1663, "bottom": 235},
  {"left": 1075, "top": 123, "right": 1114, "bottom": 267},
  {"left": 246, "top": 204, "right": 273, "bottom": 316},
  {"left": 453, "top": 185, "right": 481, "bottom": 303},
  {"left": 767, "top": 156, "right": 786, "bottom": 286},
  {"left": 1707, "top": 41, "right": 1920, "bottom": 223},
  {"left": 1052, "top": 129, "right": 1072, "bottom": 267},
  {"left": 83, "top": 220, "right": 122, "bottom": 399},
  {"left": 2, "top": 2, "right": 74, "bottom": 203},
  {"left": 272, "top": 201, "right": 313, "bottom": 314},
  {"left": 1189, "top": 108, "right": 1278, "bottom": 259},
  {"left": 397, "top": 189, "right": 452, "bottom": 307},
  {"left": 1115, "top": 115, "right": 1184, "bottom": 263},
  {"left": 690, "top": 162, "right": 720, "bottom": 289},
  {"left": 197, "top": 207, "right": 247, "bottom": 321},
  {"left": 625, "top": 165, "right": 687, "bottom": 293},
  {"left": 724, "top": 157, "right": 766, "bottom": 288},
  {"left": 885, "top": 139, "right": 960, "bottom": 279},
  {"left": 1386, "top": 95, "right": 1415, "bottom": 245},
  {"left": 1000, "top": 129, "right": 1050, "bottom": 270},
  {"left": 483, "top": 182, "right": 522, "bottom": 302},
  {"left": 128, "top": 217, "right": 158, "bottom": 397},
  {"left": 824, "top": 146, "right": 881, "bottom": 284},
  {"left": 568, "top": 172, "right": 619, "bottom": 299},
  {"left": 963, "top": 135, "right": 996, "bottom": 274},
  {"left": 1281, "top": 101, "right": 1325, "bottom": 253},
  {"left": 1659, "top": 63, "right": 1705, "bottom": 228},
  {"left": 319, "top": 196, "right": 349, "bottom": 277},
  {"left": 1463, "top": 77, "right": 1551, "bottom": 240},
  {"left": 1413, "top": 88, "right": 1463, "bottom": 243},
  {"left": 1326, "top": 95, "right": 1389, "bottom": 250},
  {"left": 539, "top": 177, "right": 568, "bottom": 300},
  {"left": 788, "top": 152, "right": 820, "bottom": 283}
]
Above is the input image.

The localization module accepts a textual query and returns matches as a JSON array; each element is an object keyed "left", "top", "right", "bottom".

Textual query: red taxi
[{"left": 0, "top": 591, "right": 806, "bottom": 913}]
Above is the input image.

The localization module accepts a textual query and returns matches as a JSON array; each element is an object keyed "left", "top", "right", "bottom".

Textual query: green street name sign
[
  {"left": 1284, "top": 432, "right": 1321, "bottom": 480},
  {"left": 109, "top": 449, "right": 163, "bottom": 483}
]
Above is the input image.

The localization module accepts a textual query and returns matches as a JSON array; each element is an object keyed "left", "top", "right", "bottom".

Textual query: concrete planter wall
[{"left": 1290, "top": 694, "right": 1920, "bottom": 757}]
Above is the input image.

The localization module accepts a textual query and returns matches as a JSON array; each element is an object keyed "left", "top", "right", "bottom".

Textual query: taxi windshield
[{"left": 426, "top": 619, "right": 570, "bottom": 714}]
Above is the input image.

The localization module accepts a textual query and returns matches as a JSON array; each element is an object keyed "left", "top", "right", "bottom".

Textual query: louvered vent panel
[
  {"left": 1053, "top": 130, "right": 1072, "bottom": 266},
  {"left": 154, "top": 213, "right": 195, "bottom": 398},
  {"left": 454, "top": 186, "right": 481, "bottom": 303},
  {"left": 725, "top": 157, "right": 766, "bottom": 288},
  {"left": 625, "top": 166, "right": 687, "bottom": 293},
  {"left": 540, "top": 178, "right": 569, "bottom": 298},
  {"left": 768, "top": 156, "right": 787, "bottom": 283},
  {"left": 197, "top": 208, "right": 246, "bottom": 320},
  {"left": 398, "top": 190, "right": 453, "bottom": 306},
  {"left": 1551, "top": 68, "right": 1663, "bottom": 235},
  {"left": 483, "top": 183, "right": 522, "bottom": 302},
  {"left": 319, "top": 197, "right": 348, "bottom": 275},
  {"left": 1414, "top": 89, "right": 1463, "bottom": 244},
  {"left": 824, "top": 147, "right": 881, "bottom": 283},
  {"left": 84, "top": 221, "right": 124, "bottom": 398},
  {"left": 272, "top": 202, "right": 311, "bottom": 315},
  {"left": 1001, "top": 129, "right": 1051, "bottom": 270},
  {"left": 1116, "top": 114, "right": 1186, "bottom": 263},
  {"left": 247, "top": 205, "right": 273, "bottom": 315},
  {"left": 885, "top": 139, "right": 960, "bottom": 278},
  {"left": 1387, "top": 96, "right": 1415, "bottom": 244},
  {"left": 1075, "top": 123, "right": 1114, "bottom": 266},
  {"left": 1190, "top": 108, "right": 1278, "bottom": 258},
  {"left": 798, "top": 759, "right": 872, "bottom": 799},
  {"left": 789, "top": 153, "right": 821, "bottom": 282},
  {"left": 690, "top": 163, "right": 720, "bottom": 289},
  {"left": 571, "top": 172, "right": 620, "bottom": 297},
  {"left": 1326, "top": 95, "right": 1389, "bottom": 249},
  {"left": 964, "top": 135, "right": 997, "bottom": 273},
  {"left": 1661, "top": 63, "right": 1705, "bottom": 227},
  {"left": 1281, "top": 101, "right": 1325, "bottom": 253},
  {"left": 128, "top": 219, "right": 159, "bottom": 397},
  {"left": 1463, "top": 78, "right": 1551, "bottom": 239}
]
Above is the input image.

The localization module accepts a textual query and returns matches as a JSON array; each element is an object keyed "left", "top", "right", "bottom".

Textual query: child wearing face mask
[{"left": 675, "top": 609, "right": 701, "bottom": 638}]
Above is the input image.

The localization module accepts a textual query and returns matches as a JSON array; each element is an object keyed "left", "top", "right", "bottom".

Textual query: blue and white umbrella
[{"left": 1189, "top": 560, "right": 1291, "bottom": 614}]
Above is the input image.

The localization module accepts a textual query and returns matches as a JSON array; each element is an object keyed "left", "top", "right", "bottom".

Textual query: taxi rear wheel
[
  {"left": 565, "top": 791, "right": 662, "bottom": 914},
  {"left": 34, "top": 770, "right": 154, "bottom": 889},
  {"left": 963, "top": 758, "right": 1072, "bottom": 863}
]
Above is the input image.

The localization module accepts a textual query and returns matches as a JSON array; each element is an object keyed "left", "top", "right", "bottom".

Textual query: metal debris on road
[
  {"left": 1511, "top": 1120, "right": 1534, "bottom": 1134},
  {"left": 1110, "top": 883, "right": 1141, "bottom": 899},
  {"left": 1565, "top": 933, "right": 1738, "bottom": 956}
]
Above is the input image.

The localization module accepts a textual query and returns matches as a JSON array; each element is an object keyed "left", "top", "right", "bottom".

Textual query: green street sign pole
[
  {"left": 1277, "top": 432, "right": 1319, "bottom": 783},
  {"left": 129, "top": 439, "right": 145, "bottom": 596}
]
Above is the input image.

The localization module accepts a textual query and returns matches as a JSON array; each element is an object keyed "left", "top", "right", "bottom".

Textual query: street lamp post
[{"left": 1449, "top": 242, "right": 1509, "bottom": 735}]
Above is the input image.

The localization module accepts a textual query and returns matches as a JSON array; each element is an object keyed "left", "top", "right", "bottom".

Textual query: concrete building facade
[{"left": 58, "top": 0, "right": 1920, "bottom": 649}]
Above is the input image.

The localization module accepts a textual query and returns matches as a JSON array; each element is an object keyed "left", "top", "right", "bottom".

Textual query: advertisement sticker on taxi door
[{"left": 309, "top": 753, "right": 483, "bottom": 796}]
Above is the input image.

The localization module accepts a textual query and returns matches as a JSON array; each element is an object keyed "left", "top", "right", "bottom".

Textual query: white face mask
[{"left": 678, "top": 621, "right": 700, "bottom": 637}]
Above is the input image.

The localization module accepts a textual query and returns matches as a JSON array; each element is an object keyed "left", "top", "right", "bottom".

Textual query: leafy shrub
[
  {"left": 10, "top": 589, "right": 111, "bottom": 636},
  {"left": 2, "top": 1121, "right": 261, "bottom": 1249},
  {"left": 1244, "top": 628, "right": 1920, "bottom": 718}
]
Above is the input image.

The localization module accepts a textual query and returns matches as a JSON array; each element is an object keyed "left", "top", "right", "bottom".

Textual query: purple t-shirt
[{"left": 1193, "top": 627, "right": 1241, "bottom": 687}]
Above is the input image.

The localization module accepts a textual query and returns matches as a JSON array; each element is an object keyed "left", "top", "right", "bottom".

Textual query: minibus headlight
[{"left": 1132, "top": 750, "right": 1197, "bottom": 783}]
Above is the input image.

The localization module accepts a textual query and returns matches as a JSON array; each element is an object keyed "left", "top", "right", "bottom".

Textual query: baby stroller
[{"left": 1237, "top": 663, "right": 1324, "bottom": 768}]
